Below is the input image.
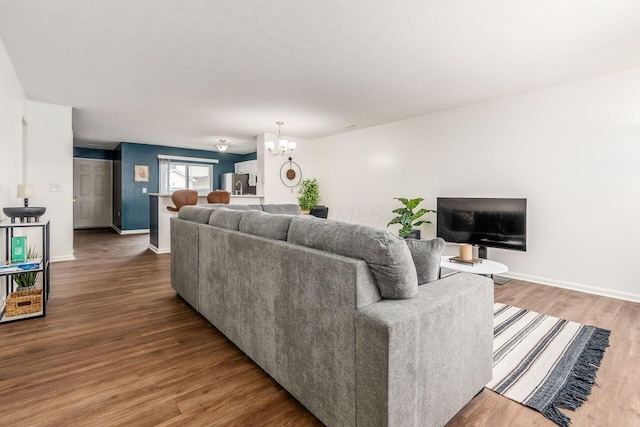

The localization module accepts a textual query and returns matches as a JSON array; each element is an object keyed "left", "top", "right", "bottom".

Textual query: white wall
[
  {"left": 24, "top": 101, "right": 74, "bottom": 261},
  {"left": 0, "top": 36, "right": 25, "bottom": 222},
  {"left": 0, "top": 37, "right": 26, "bottom": 306},
  {"left": 0, "top": 36, "right": 74, "bottom": 262},
  {"left": 258, "top": 133, "right": 314, "bottom": 205},
  {"left": 312, "top": 69, "right": 640, "bottom": 302}
]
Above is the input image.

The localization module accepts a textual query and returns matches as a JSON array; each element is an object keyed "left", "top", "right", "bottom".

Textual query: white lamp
[
  {"left": 17, "top": 184, "right": 36, "bottom": 207},
  {"left": 216, "top": 139, "right": 229, "bottom": 152},
  {"left": 265, "top": 121, "right": 296, "bottom": 156}
]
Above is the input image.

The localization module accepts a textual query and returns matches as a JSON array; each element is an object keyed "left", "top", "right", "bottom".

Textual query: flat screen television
[{"left": 437, "top": 198, "right": 527, "bottom": 257}]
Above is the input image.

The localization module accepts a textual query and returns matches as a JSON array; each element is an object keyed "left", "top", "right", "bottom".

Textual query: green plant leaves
[
  {"left": 13, "top": 245, "right": 39, "bottom": 288},
  {"left": 297, "top": 178, "right": 319, "bottom": 211},
  {"left": 387, "top": 217, "right": 401, "bottom": 226},
  {"left": 388, "top": 197, "right": 435, "bottom": 237}
]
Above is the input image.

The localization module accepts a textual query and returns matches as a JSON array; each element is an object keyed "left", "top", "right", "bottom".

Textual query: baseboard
[
  {"left": 111, "top": 225, "right": 150, "bottom": 235},
  {"left": 148, "top": 244, "right": 170, "bottom": 254},
  {"left": 51, "top": 255, "right": 75, "bottom": 262},
  {"left": 502, "top": 271, "right": 640, "bottom": 303}
]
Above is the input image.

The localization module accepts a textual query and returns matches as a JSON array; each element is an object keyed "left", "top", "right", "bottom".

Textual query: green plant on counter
[
  {"left": 298, "top": 178, "right": 319, "bottom": 211},
  {"left": 387, "top": 197, "right": 436, "bottom": 238},
  {"left": 13, "top": 245, "right": 39, "bottom": 289}
]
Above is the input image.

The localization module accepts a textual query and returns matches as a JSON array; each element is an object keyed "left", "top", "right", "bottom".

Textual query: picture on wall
[{"left": 134, "top": 164, "right": 149, "bottom": 182}]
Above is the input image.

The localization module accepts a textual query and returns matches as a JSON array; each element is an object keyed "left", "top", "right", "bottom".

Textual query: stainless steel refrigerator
[{"left": 220, "top": 173, "right": 254, "bottom": 195}]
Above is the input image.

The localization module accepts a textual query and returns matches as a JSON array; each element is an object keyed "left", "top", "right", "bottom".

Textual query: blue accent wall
[
  {"left": 241, "top": 152, "right": 258, "bottom": 161},
  {"left": 117, "top": 142, "right": 248, "bottom": 231},
  {"left": 113, "top": 145, "right": 122, "bottom": 230},
  {"left": 73, "top": 147, "right": 114, "bottom": 160}
]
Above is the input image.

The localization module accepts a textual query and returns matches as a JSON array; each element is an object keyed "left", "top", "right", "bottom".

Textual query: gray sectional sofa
[{"left": 170, "top": 204, "right": 494, "bottom": 427}]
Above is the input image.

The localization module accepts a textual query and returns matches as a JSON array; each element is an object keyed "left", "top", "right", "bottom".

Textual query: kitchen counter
[{"left": 148, "top": 193, "right": 265, "bottom": 253}]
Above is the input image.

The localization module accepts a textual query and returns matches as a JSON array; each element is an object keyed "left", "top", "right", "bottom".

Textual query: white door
[{"left": 73, "top": 158, "right": 112, "bottom": 229}]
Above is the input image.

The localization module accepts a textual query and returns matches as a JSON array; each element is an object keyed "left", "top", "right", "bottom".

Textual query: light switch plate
[
  {"left": 49, "top": 184, "right": 60, "bottom": 192},
  {"left": 142, "top": 188, "right": 147, "bottom": 193}
]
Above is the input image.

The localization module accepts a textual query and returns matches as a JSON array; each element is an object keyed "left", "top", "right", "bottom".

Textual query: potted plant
[
  {"left": 298, "top": 178, "right": 319, "bottom": 214},
  {"left": 13, "top": 246, "right": 39, "bottom": 290},
  {"left": 388, "top": 197, "right": 436, "bottom": 239}
]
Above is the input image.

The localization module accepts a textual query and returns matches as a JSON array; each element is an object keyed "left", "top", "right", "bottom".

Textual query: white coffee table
[{"left": 440, "top": 256, "right": 510, "bottom": 284}]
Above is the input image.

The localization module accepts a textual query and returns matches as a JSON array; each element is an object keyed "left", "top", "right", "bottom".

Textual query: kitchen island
[{"left": 148, "top": 193, "right": 264, "bottom": 253}]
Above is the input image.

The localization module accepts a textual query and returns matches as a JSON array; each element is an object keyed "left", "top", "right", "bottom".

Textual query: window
[{"left": 159, "top": 158, "right": 214, "bottom": 195}]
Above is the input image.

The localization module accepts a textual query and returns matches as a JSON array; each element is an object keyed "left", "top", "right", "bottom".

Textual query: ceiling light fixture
[
  {"left": 265, "top": 121, "right": 296, "bottom": 156},
  {"left": 216, "top": 139, "right": 229, "bottom": 152}
]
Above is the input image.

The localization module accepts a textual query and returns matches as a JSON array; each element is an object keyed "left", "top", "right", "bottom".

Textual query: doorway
[{"left": 73, "top": 158, "right": 112, "bottom": 229}]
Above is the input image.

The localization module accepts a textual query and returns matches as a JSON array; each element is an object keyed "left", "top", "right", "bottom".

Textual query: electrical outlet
[{"left": 142, "top": 188, "right": 147, "bottom": 194}]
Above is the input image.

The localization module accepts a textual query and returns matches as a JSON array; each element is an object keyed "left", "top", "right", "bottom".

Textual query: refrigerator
[{"left": 220, "top": 173, "right": 255, "bottom": 195}]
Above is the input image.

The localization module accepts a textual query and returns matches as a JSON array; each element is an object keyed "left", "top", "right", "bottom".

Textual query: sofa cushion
[
  {"left": 239, "top": 210, "right": 296, "bottom": 241},
  {"left": 287, "top": 217, "right": 418, "bottom": 299},
  {"left": 262, "top": 204, "right": 300, "bottom": 215},
  {"left": 177, "top": 206, "right": 215, "bottom": 223},
  {"left": 208, "top": 209, "right": 246, "bottom": 230},
  {"left": 201, "top": 203, "right": 263, "bottom": 211},
  {"left": 405, "top": 237, "right": 446, "bottom": 285}
]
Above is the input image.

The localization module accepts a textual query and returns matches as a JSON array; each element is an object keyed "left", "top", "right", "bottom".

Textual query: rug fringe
[{"left": 540, "top": 327, "right": 611, "bottom": 427}]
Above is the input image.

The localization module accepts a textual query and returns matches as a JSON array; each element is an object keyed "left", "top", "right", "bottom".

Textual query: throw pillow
[
  {"left": 405, "top": 237, "right": 446, "bottom": 285},
  {"left": 287, "top": 218, "right": 418, "bottom": 299}
]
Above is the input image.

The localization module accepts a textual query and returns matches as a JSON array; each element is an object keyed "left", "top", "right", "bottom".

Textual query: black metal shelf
[{"left": 1, "top": 220, "right": 50, "bottom": 324}]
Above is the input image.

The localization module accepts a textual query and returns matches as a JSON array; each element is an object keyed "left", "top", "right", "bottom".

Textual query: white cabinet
[{"left": 235, "top": 160, "right": 258, "bottom": 186}]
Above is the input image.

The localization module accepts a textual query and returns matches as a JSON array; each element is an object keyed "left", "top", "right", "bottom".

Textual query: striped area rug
[{"left": 487, "top": 303, "right": 611, "bottom": 427}]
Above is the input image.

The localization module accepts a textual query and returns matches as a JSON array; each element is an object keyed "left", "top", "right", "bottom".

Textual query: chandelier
[
  {"left": 265, "top": 121, "right": 296, "bottom": 156},
  {"left": 216, "top": 139, "right": 229, "bottom": 152}
]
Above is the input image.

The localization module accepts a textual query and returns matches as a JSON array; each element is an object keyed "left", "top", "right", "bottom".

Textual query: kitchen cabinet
[{"left": 234, "top": 160, "right": 258, "bottom": 186}]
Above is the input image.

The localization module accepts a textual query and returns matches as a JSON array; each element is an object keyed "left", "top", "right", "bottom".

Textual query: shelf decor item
[
  {"left": 2, "top": 184, "right": 47, "bottom": 223},
  {"left": 459, "top": 243, "right": 473, "bottom": 261},
  {"left": 448, "top": 256, "right": 483, "bottom": 265},
  {"left": 12, "top": 245, "right": 40, "bottom": 290},
  {"left": 11, "top": 236, "right": 26, "bottom": 263},
  {"left": 6, "top": 289, "right": 43, "bottom": 316},
  {"left": 388, "top": 197, "right": 436, "bottom": 239}
]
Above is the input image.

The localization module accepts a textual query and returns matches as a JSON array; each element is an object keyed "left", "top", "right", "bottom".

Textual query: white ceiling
[{"left": 1, "top": 1, "right": 639, "bottom": 154}]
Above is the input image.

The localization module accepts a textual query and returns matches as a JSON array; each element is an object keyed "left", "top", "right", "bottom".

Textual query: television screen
[{"left": 437, "top": 198, "right": 527, "bottom": 252}]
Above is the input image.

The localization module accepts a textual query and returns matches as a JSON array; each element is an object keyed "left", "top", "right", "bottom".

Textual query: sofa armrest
[
  {"left": 355, "top": 273, "right": 494, "bottom": 427},
  {"left": 170, "top": 217, "right": 200, "bottom": 309}
]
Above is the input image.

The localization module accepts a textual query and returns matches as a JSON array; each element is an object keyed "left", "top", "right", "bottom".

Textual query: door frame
[{"left": 73, "top": 157, "right": 113, "bottom": 229}]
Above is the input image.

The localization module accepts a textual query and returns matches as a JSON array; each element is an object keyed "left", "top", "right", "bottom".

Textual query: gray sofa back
[
  {"left": 178, "top": 205, "right": 418, "bottom": 300},
  {"left": 197, "top": 203, "right": 301, "bottom": 215},
  {"left": 170, "top": 206, "right": 494, "bottom": 427},
  {"left": 288, "top": 217, "right": 418, "bottom": 299},
  {"left": 175, "top": 220, "right": 380, "bottom": 426}
]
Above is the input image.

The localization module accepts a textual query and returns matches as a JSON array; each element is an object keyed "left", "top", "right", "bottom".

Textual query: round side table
[{"left": 440, "top": 256, "right": 510, "bottom": 284}]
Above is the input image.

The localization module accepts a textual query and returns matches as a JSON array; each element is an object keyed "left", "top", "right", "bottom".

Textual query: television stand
[
  {"left": 478, "top": 245, "right": 488, "bottom": 259},
  {"left": 476, "top": 245, "right": 510, "bottom": 284}
]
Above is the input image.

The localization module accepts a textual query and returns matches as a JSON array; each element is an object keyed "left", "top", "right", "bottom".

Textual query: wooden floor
[{"left": 0, "top": 229, "right": 638, "bottom": 426}]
